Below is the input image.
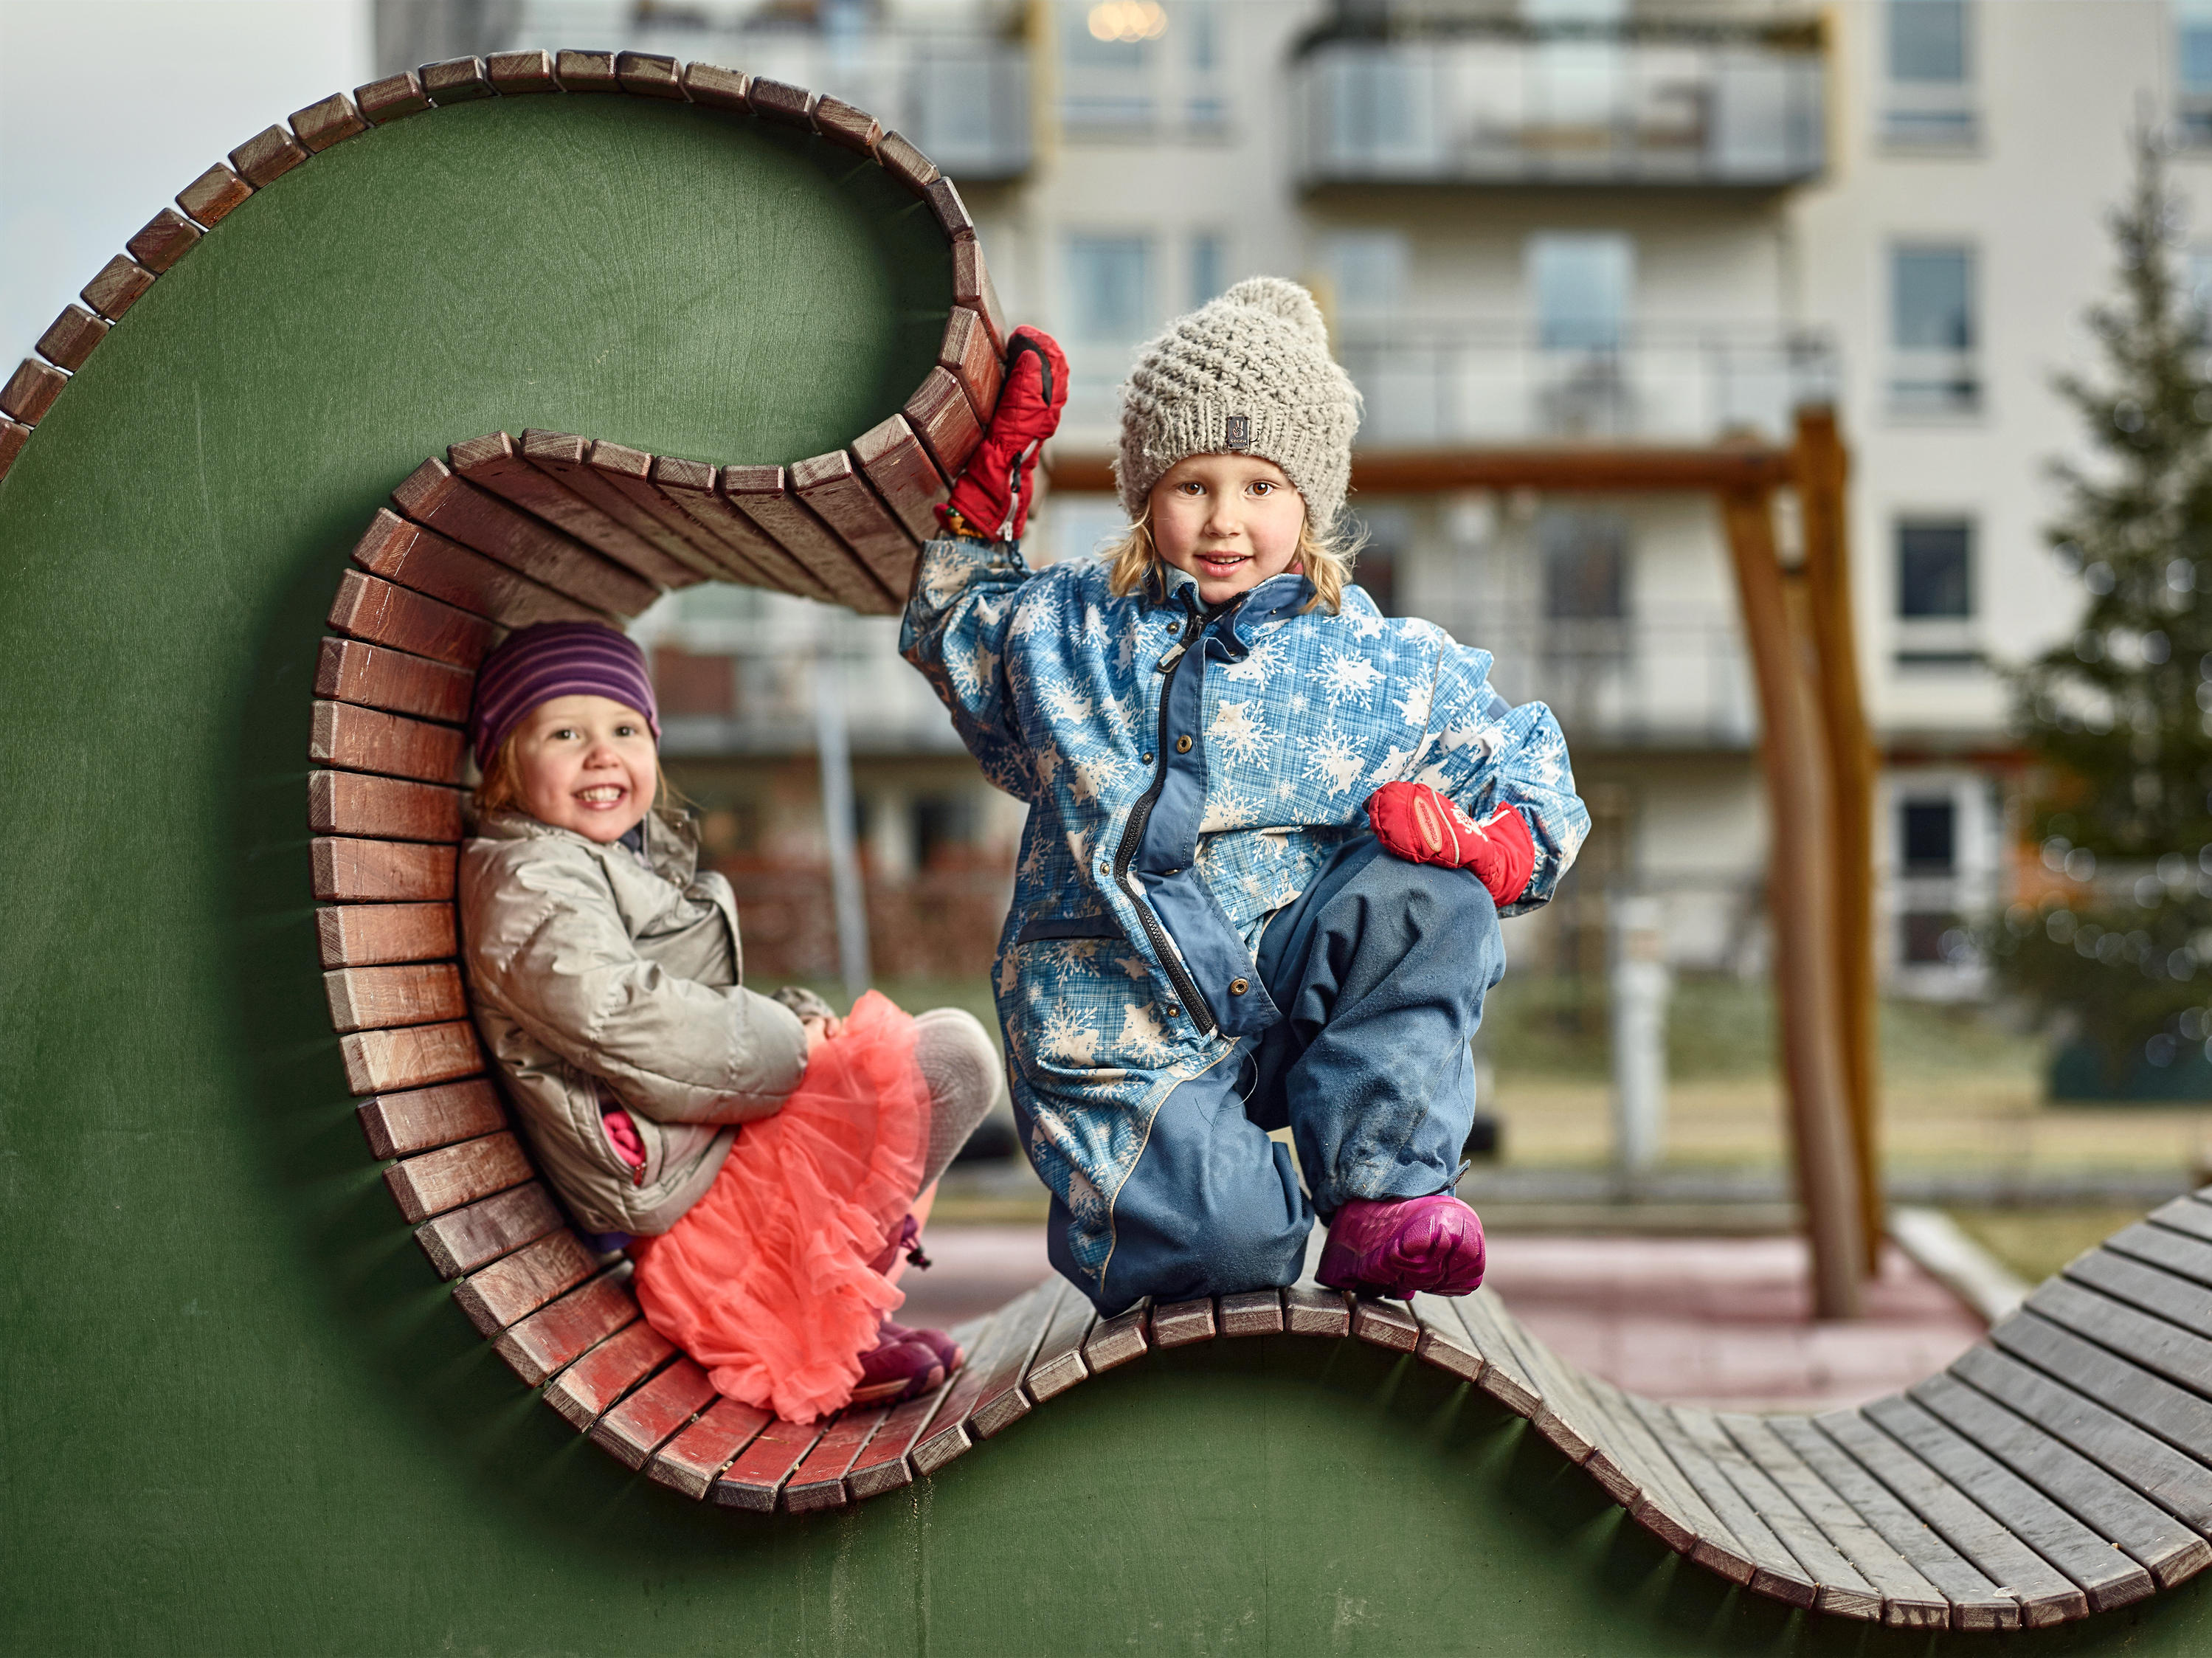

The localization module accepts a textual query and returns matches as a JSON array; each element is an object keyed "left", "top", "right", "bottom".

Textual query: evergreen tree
[{"left": 1991, "top": 131, "right": 2212, "bottom": 1085}]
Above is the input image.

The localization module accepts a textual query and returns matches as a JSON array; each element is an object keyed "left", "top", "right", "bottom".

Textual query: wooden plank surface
[
  {"left": 651, "top": 1397, "right": 770, "bottom": 1499},
  {"left": 450, "top": 431, "right": 692, "bottom": 588},
  {"left": 323, "top": 960, "right": 466, "bottom": 1032},
  {"left": 419, "top": 56, "right": 494, "bottom": 105},
  {"left": 1283, "top": 1285, "right": 1351, "bottom": 1338},
  {"left": 2030, "top": 1277, "right": 2212, "bottom": 1398},
  {"left": 318, "top": 901, "right": 457, "bottom": 970},
  {"left": 1671, "top": 1405, "right": 1876, "bottom": 1615},
  {"left": 903, "top": 366, "right": 984, "bottom": 481},
  {"left": 1993, "top": 1309, "right": 2212, "bottom": 1468},
  {"left": 584, "top": 441, "right": 738, "bottom": 581},
  {"left": 1151, "top": 1297, "right": 1216, "bottom": 1348},
  {"left": 390, "top": 457, "right": 661, "bottom": 617},
  {"left": 511, "top": 430, "right": 710, "bottom": 586},
  {"left": 315, "top": 635, "right": 472, "bottom": 724},
  {"left": 649, "top": 455, "right": 833, "bottom": 598},
  {"left": 229, "top": 125, "right": 309, "bottom": 187},
  {"left": 310, "top": 699, "right": 465, "bottom": 784},
  {"left": 125, "top": 208, "right": 200, "bottom": 274},
  {"left": 414, "top": 1181, "right": 561, "bottom": 1278},
  {"left": 746, "top": 77, "right": 816, "bottom": 128},
  {"left": 308, "top": 770, "right": 462, "bottom": 843},
  {"left": 615, "top": 51, "right": 685, "bottom": 99},
  {"left": 1914, "top": 1369, "right": 2212, "bottom": 1588},
  {"left": 485, "top": 50, "right": 559, "bottom": 94},
  {"left": 2144, "top": 1191, "right": 2212, "bottom": 1243},
  {"left": 2065, "top": 1247, "right": 2212, "bottom": 1339},
  {"left": 913, "top": 1279, "right": 1062, "bottom": 1471},
  {"left": 35, "top": 304, "right": 109, "bottom": 372},
  {"left": 493, "top": 1268, "right": 639, "bottom": 1387},
  {"left": 2105, "top": 1218, "right": 2212, "bottom": 1288},
  {"left": 356, "top": 1075, "right": 502, "bottom": 1158},
  {"left": 849, "top": 414, "right": 949, "bottom": 548},
  {"left": 353, "top": 70, "right": 430, "bottom": 123},
  {"left": 1350, "top": 1296, "right": 1420, "bottom": 1353},
  {"left": 968, "top": 1279, "right": 1068, "bottom": 1439},
  {"left": 1816, "top": 1407, "right": 2085, "bottom": 1626},
  {"left": 1217, "top": 1289, "right": 1285, "bottom": 1338},
  {"left": 328, "top": 569, "right": 498, "bottom": 669},
  {"left": 874, "top": 130, "right": 939, "bottom": 196},
  {"left": 384, "top": 1130, "right": 531, "bottom": 1223},
  {"left": 352, "top": 506, "right": 606, "bottom": 627},
  {"left": 843, "top": 1312, "right": 992, "bottom": 1500},
  {"left": 592, "top": 1357, "right": 719, "bottom": 1469},
  {"left": 311, "top": 837, "right": 457, "bottom": 904},
  {"left": 456, "top": 1229, "right": 598, "bottom": 1339},
  {"left": 0, "top": 418, "right": 27, "bottom": 482},
  {"left": 924, "top": 176, "right": 973, "bottom": 242},
  {"left": 175, "top": 165, "right": 252, "bottom": 229},
  {"left": 720, "top": 465, "right": 896, "bottom": 613},
  {"left": 789, "top": 449, "right": 919, "bottom": 596},
  {"left": 1407, "top": 1291, "right": 1485, "bottom": 1384},
  {"left": 1577, "top": 1377, "right": 1755, "bottom": 1578},
  {"left": 80, "top": 255, "right": 156, "bottom": 320},
  {"left": 1452, "top": 1289, "right": 1541, "bottom": 1418},
  {"left": 1023, "top": 1284, "right": 1099, "bottom": 1400},
  {"left": 713, "top": 1416, "right": 825, "bottom": 1511},
  {"left": 288, "top": 91, "right": 368, "bottom": 151},
  {"left": 1721, "top": 1413, "right": 1949, "bottom": 1626},
  {"left": 337, "top": 1015, "right": 477, "bottom": 1093},
  {"left": 552, "top": 49, "right": 618, "bottom": 91},
  {"left": 1477, "top": 1296, "right": 1638, "bottom": 1500},
  {"left": 939, "top": 305, "right": 1004, "bottom": 427},
  {"left": 784, "top": 1406, "right": 894, "bottom": 1512},
  {"left": 953, "top": 241, "right": 1009, "bottom": 356},
  {"left": 677, "top": 61, "right": 749, "bottom": 111},
  {"left": 1632, "top": 1396, "right": 1819, "bottom": 1607},
  {"left": 1, "top": 359, "right": 66, "bottom": 426},
  {"left": 544, "top": 1317, "right": 675, "bottom": 1428},
  {"left": 812, "top": 93, "right": 879, "bottom": 153},
  {"left": 1862, "top": 1394, "right": 2156, "bottom": 1612},
  {"left": 1082, "top": 1300, "right": 1150, "bottom": 1371}
]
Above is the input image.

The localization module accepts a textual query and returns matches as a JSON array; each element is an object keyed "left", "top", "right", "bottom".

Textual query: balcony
[
  {"left": 1335, "top": 322, "right": 1837, "bottom": 448},
  {"left": 1291, "top": 24, "right": 1825, "bottom": 189}
]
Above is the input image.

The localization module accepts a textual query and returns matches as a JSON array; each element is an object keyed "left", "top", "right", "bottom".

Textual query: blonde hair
[
  {"left": 1103, "top": 510, "right": 1364, "bottom": 614},
  {"left": 474, "top": 734, "right": 688, "bottom": 827}
]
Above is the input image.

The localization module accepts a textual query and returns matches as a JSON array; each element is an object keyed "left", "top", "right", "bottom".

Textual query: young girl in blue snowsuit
[{"left": 904, "top": 278, "right": 1589, "bottom": 1313}]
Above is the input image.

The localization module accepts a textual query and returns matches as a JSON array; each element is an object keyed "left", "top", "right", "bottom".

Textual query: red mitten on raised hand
[
  {"left": 1365, "top": 782, "right": 1537, "bottom": 909},
  {"left": 940, "top": 326, "right": 1068, "bottom": 544}
]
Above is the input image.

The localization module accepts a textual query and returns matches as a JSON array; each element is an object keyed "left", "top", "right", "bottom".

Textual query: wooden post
[
  {"left": 1719, "top": 486, "right": 1867, "bottom": 1319},
  {"left": 1792, "top": 405, "right": 1884, "bottom": 1273}
]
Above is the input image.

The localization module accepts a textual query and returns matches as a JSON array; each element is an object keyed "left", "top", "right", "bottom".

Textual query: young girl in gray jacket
[{"left": 457, "top": 621, "right": 996, "bottom": 1423}]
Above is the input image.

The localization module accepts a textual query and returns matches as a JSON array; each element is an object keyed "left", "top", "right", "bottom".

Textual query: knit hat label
[{"left": 1224, "top": 415, "right": 1251, "bottom": 451}]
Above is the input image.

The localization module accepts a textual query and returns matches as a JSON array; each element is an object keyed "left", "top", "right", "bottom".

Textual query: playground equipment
[{"left": 7, "top": 53, "right": 2212, "bottom": 1654}]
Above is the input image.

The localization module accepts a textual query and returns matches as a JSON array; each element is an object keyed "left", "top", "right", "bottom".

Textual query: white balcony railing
[{"left": 1293, "top": 27, "right": 1825, "bottom": 188}]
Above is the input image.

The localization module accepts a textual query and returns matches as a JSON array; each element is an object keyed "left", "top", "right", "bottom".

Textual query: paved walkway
[{"left": 897, "top": 1226, "right": 1986, "bottom": 1414}]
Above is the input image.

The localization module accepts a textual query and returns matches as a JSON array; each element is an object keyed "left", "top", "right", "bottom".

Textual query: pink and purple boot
[{"left": 1316, "top": 1194, "right": 1487, "bottom": 1299}]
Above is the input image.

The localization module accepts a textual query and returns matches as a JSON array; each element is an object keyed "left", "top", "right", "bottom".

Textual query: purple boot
[
  {"left": 849, "top": 1330, "right": 947, "bottom": 1406},
  {"left": 1317, "top": 1194, "right": 1487, "bottom": 1299}
]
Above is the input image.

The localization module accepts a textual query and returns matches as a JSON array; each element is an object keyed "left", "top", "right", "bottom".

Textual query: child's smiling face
[
  {"left": 1147, "top": 453, "right": 1307, "bottom": 607},
  {"left": 510, "top": 694, "right": 658, "bottom": 843}
]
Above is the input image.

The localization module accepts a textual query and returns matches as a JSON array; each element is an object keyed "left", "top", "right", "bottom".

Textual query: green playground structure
[{"left": 7, "top": 53, "right": 2212, "bottom": 1655}]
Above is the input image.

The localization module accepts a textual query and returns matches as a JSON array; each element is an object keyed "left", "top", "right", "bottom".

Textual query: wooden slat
[
  {"left": 126, "top": 207, "right": 200, "bottom": 274},
  {"left": 813, "top": 93, "right": 881, "bottom": 153},
  {"left": 903, "top": 366, "right": 984, "bottom": 482},
  {"left": 1913, "top": 1370, "right": 2211, "bottom": 1589},
  {"left": 2030, "top": 1277, "right": 2212, "bottom": 1400},
  {"left": 352, "top": 506, "right": 606, "bottom": 627},
  {"left": 790, "top": 449, "right": 919, "bottom": 595},
  {"left": 1953, "top": 1342, "right": 2212, "bottom": 1538},
  {"left": 324, "top": 960, "right": 466, "bottom": 1033},
  {"left": 1670, "top": 1406, "right": 1881, "bottom": 1617},
  {"left": 80, "top": 255, "right": 156, "bottom": 321},
  {"left": 593, "top": 1357, "right": 719, "bottom": 1469},
  {"left": 318, "top": 902, "right": 456, "bottom": 969},
  {"left": 449, "top": 432, "right": 691, "bottom": 589},
  {"left": 678, "top": 61, "right": 749, "bottom": 111},
  {"left": 485, "top": 50, "right": 559, "bottom": 94},
  {"left": 1994, "top": 1310, "right": 2212, "bottom": 1468},
  {"left": 308, "top": 770, "right": 462, "bottom": 843},
  {"left": 0, "top": 418, "right": 27, "bottom": 482},
  {"left": 1862, "top": 1394, "right": 2156, "bottom": 1612},
  {"left": 968, "top": 1279, "right": 1069, "bottom": 1439},
  {"left": 509, "top": 430, "right": 711, "bottom": 585},
  {"left": 2108, "top": 1218, "right": 2212, "bottom": 1288},
  {"left": 720, "top": 466, "right": 896, "bottom": 613},
  {"left": 328, "top": 569, "right": 498, "bottom": 669},
  {"left": 1631, "top": 1397, "right": 1819, "bottom": 1607},
  {"left": 356, "top": 1075, "right": 502, "bottom": 1158},
  {"left": 1407, "top": 1291, "right": 1485, "bottom": 1384},
  {"left": 390, "top": 457, "right": 661, "bottom": 618},
  {"left": 650, "top": 1396, "right": 770, "bottom": 1499},
  {"left": 494, "top": 1268, "right": 639, "bottom": 1386},
  {"left": 229, "top": 125, "right": 308, "bottom": 187},
  {"left": 36, "top": 304, "right": 109, "bottom": 372},
  {"left": 420, "top": 56, "right": 494, "bottom": 105},
  {"left": 312, "top": 837, "right": 457, "bottom": 904},
  {"left": 1477, "top": 1296, "right": 1639, "bottom": 1502},
  {"left": 1152, "top": 1297, "right": 1216, "bottom": 1348},
  {"left": 1351, "top": 1296, "right": 1420, "bottom": 1354},
  {"left": 649, "top": 455, "right": 834, "bottom": 599},
  {"left": 1817, "top": 1408, "right": 2085, "bottom": 1626},
  {"left": 913, "top": 1279, "right": 1063, "bottom": 1471},
  {"left": 288, "top": 91, "right": 368, "bottom": 151},
  {"left": 545, "top": 1318, "right": 675, "bottom": 1428},
  {"left": 583, "top": 441, "right": 739, "bottom": 581},
  {"left": 2145, "top": 1191, "right": 2212, "bottom": 1245},
  {"left": 1023, "top": 1285, "right": 1099, "bottom": 1401},
  {"left": 714, "top": 1416, "right": 825, "bottom": 1511},
  {"left": 415, "top": 1182, "right": 561, "bottom": 1278},
  {"left": 337, "top": 1016, "right": 477, "bottom": 1094},
  {"left": 384, "top": 1130, "right": 531, "bottom": 1223},
  {"left": 1217, "top": 1289, "right": 1284, "bottom": 1338},
  {"left": 1577, "top": 1377, "right": 1754, "bottom": 1577},
  {"left": 1720, "top": 1413, "right": 1946, "bottom": 1626},
  {"left": 1, "top": 359, "right": 66, "bottom": 426},
  {"left": 843, "top": 1372, "right": 961, "bottom": 1501},
  {"left": 311, "top": 699, "right": 464, "bottom": 784},
  {"left": 553, "top": 49, "right": 619, "bottom": 92},
  {"left": 1082, "top": 1300, "right": 1150, "bottom": 1371},
  {"left": 355, "top": 71, "right": 432, "bottom": 124},
  {"left": 1283, "top": 1284, "right": 1351, "bottom": 1338},
  {"left": 925, "top": 176, "right": 974, "bottom": 242},
  {"left": 2067, "top": 1247, "right": 2212, "bottom": 1339},
  {"left": 851, "top": 415, "right": 950, "bottom": 547},
  {"left": 953, "top": 241, "right": 1009, "bottom": 357},
  {"left": 615, "top": 51, "right": 684, "bottom": 99},
  {"left": 784, "top": 1405, "right": 895, "bottom": 1512},
  {"left": 875, "top": 130, "right": 939, "bottom": 196},
  {"left": 176, "top": 164, "right": 252, "bottom": 229},
  {"left": 315, "top": 636, "right": 472, "bottom": 724},
  {"left": 747, "top": 76, "right": 816, "bottom": 128},
  {"left": 1769, "top": 1414, "right": 2021, "bottom": 1631},
  {"left": 939, "top": 305, "right": 1004, "bottom": 428},
  {"left": 456, "top": 1229, "right": 598, "bottom": 1339},
  {"left": 1452, "top": 1290, "right": 1542, "bottom": 1418}
]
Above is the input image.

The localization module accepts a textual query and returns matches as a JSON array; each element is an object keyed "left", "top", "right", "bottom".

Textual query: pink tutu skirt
[{"left": 630, "top": 989, "right": 928, "bottom": 1423}]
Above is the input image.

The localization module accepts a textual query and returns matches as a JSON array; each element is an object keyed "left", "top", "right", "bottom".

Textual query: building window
[
  {"left": 1889, "top": 245, "right": 1978, "bottom": 415},
  {"left": 1901, "top": 798, "right": 1957, "bottom": 873},
  {"left": 1883, "top": 0, "right": 1974, "bottom": 147},
  {"left": 1540, "top": 510, "right": 1629, "bottom": 621},
  {"left": 2181, "top": 1, "right": 2212, "bottom": 145},
  {"left": 1898, "top": 519, "right": 1972, "bottom": 618},
  {"left": 1530, "top": 232, "right": 1633, "bottom": 351},
  {"left": 1066, "top": 235, "right": 1152, "bottom": 342},
  {"left": 1189, "top": 233, "right": 1226, "bottom": 309}
]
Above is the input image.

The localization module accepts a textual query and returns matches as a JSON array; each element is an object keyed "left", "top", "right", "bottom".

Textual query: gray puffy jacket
[{"left": 457, "top": 808, "right": 809, "bottom": 1235}]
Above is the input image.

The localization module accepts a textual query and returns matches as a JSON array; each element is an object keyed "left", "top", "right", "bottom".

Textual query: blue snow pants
[{"left": 1059, "top": 835, "right": 1508, "bottom": 1313}]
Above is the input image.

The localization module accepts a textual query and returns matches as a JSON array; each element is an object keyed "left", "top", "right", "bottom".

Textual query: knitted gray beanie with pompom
[{"left": 1113, "top": 276, "right": 1364, "bottom": 533}]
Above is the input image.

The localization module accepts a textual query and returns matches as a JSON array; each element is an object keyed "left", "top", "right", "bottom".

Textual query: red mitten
[
  {"left": 602, "top": 1108, "right": 646, "bottom": 1170},
  {"left": 1365, "top": 783, "right": 1537, "bottom": 908},
  {"left": 939, "top": 326, "right": 1068, "bottom": 544}
]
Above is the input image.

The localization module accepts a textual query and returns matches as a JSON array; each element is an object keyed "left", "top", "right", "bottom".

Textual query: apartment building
[{"left": 457, "top": 0, "right": 2209, "bottom": 990}]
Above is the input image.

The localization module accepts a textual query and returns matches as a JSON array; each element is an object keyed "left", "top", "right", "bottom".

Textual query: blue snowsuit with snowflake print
[{"left": 902, "top": 535, "right": 1589, "bottom": 1312}]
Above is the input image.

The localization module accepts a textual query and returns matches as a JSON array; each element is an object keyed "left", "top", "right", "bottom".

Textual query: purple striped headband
[{"left": 468, "top": 622, "right": 660, "bottom": 765}]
